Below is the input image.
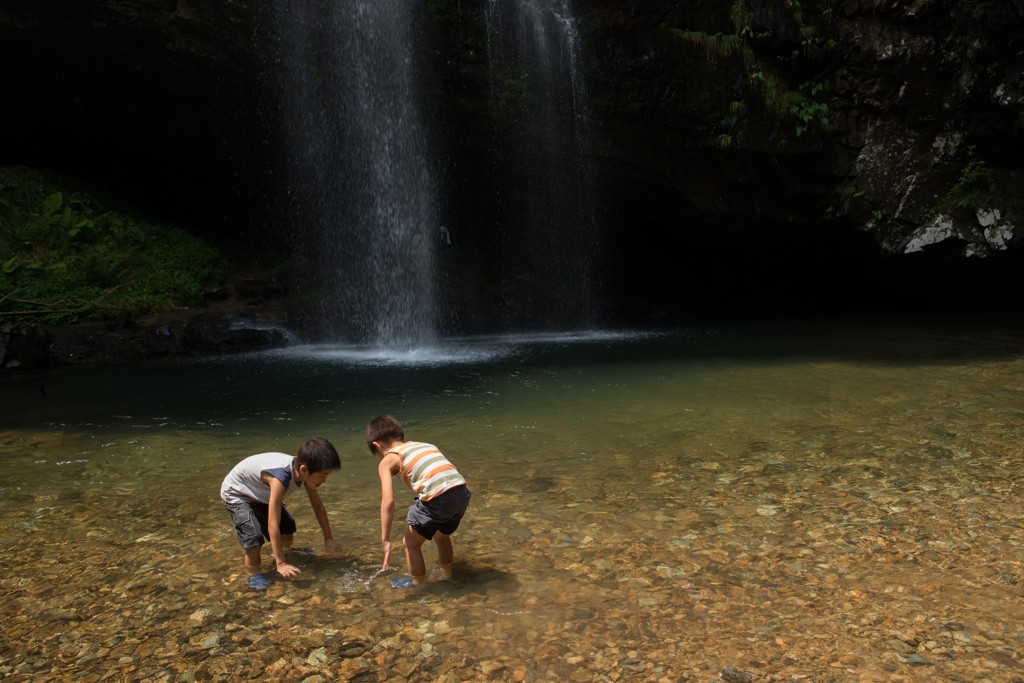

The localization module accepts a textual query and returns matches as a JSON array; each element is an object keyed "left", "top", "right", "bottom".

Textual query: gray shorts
[
  {"left": 225, "top": 500, "right": 297, "bottom": 550},
  {"left": 407, "top": 485, "right": 471, "bottom": 540}
]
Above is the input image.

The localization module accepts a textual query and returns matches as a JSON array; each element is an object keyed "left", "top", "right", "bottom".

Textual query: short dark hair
[
  {"left": 296, "top": 436, "right": 341, "bottom": 473},
  {"left": 366, "top": 415, "right": 405, "bottom": 454}
]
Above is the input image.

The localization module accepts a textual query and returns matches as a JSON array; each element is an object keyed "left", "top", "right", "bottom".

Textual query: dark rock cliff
[
  {"left": 570, "top": 0, "right": 1024, "bottom": 259},
  {"left": 0, "top": 0, "right": 268, "bottom": 240},
  {"left": 3, "top": 0, "right": 1023, "bottom": 320},
  {"left": 423, "top": 0, "right": 1024, "bottom": 316}
]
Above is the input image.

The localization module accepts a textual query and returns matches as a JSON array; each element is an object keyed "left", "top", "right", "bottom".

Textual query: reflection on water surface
[{"left": 1, "top": 319, "right": 1023, "bottom": 682}]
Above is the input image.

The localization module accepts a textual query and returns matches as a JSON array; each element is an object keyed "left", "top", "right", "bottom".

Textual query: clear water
[{"left": 3, "top": 319, "right": 1024, "bottom": 680}]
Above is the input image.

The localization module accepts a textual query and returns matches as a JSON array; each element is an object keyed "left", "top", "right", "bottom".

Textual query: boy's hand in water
[
  {"left": 382, "top": 540, "right": 392, "bottom": 569},
  {"left": 325, "top": 539, "right": 342, "bottom": 553},
  {"left": 277, "top": 563, "right": 301, "bottom": 578}
]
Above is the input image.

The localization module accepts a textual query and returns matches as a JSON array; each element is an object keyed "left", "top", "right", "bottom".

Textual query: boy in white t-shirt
[{"left": 221, "top": 436, "right": 342, "bottom": 583}]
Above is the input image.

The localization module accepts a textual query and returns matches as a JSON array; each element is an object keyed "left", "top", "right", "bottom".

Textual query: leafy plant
[
  {"left": 791, "top": 98, "right": 830, "bottom": 136},
  {"left": 428, "top": 0, "right": 457, "bottom": 24},
  {"left": 663, "top": 0, "right": 840, "bottom": 140},
  {"left": 0, "top": 168, "right": 226, "bottom": 324},
  {"left": 667, "top": 29, "right": 753, "bottom": 62},
  {"left": 498, "top": 74, "right": 531, "bottom": 111},
  {"left": 824, "top": 183, "right": 860, "bottom": 217},
  {"left": 944, "top": 146, "right": 993, "bottom": 208}
]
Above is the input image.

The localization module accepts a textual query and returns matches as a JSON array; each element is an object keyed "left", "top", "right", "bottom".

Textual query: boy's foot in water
[
  {"left": 248, "top": 574, "right": 272, "bottom": 590},
  {"left": 429, "top": 566, "right": 452, "bottom": 581},
  {"left": 390, "top": 577, "right": 426, "bottom": 589}
]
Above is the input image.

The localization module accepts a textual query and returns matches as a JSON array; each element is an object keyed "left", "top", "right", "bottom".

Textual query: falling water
[
  {"left": 485, "top": 0, "right": 601, "bottom": 329},
  {"left": 270, "top": 0, "right": 437, "bottom": 346}
]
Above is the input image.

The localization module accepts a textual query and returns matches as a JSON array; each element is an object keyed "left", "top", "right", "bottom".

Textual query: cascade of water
[
  {"left": 270, "top": 0, "right": 437, "bottom": 347},
  {"left": 484, "top": 0, "right": 601, "bottom": 330}
]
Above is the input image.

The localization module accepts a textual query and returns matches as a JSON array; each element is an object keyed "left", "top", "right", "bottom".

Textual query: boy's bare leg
[
  {"left": 402, "top": 526, "right": 428, "bottom": 584},
  {"left": 434, "top": 532, "right": 453, "bottom": 580},
  {"left": 282, "top": 534, "right": 294, "bottom": 550},
  {"left": 244, "top": 546, "right": 262, "bottom": 575}
]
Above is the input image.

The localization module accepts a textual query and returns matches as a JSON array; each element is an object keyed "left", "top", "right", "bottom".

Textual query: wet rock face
[
  {"left": 442, "top": 0, "right": 1022, "bottom": 232},
  {"left": 560, "top": 0, "right": 1024, "bottom": 253},
  {"left": 0, "top": 310, "right": 290, "bottom": 372},
  {"left": 182, "top": 311, "right": 290, "bottom": 354},
  {"left": 3, "top": 0, "right": 1023, "bottom": 317},
  {"left": 827, "top": 1, "right": 1024, "bottom": 257},
  {"left": 0, "top": 324, "right": 53, "bottom": 371},
  {"left": 0, "top": 0, "right": 268, "bottom": 236}
]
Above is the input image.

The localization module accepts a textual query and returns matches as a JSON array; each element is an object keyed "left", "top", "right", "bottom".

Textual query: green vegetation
[
  {"left": 915, "top": 146, "right": 995, "bottom": 222},
  {"left": 671, "top": 30, "right": 753, "bottom": 62},
  {"left": 790, "top": 83, "right": 830, "bottom": 136},
  {"left": 0, "top": 169, "right": 226, "bottom": 324},
  {"left": 426, "top": 0, "right": 487, "bottom": 53},
  {"left": 822, "top": 182, "right": 862, "bottom": 219},
  {"left": 498, "top": 74, "right": 532, "bottom": 112},
  {"left": 662, "top": 0, "right": 844, "bottom": 142},
  {"left": 427, "top": 0, "right": 458, "bottom": 24},
  {"left": 945, "top": 145, "right": 993, "bottom": 209}
]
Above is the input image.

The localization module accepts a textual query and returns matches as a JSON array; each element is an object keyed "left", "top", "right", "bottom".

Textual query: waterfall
[
  {"left": 270, "top": 0, "right": 437, "bottom": 347},
  {"left": 485, "top": 0, "right": 601, "bottom": 330},
  {"left": 265, "top": 0, "right": 601, "bottom": 342}
]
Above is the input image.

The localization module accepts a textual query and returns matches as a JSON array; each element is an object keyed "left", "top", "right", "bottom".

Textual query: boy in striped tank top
[{"left": 367, "top": 415, "right": 472, "bottom": 587}]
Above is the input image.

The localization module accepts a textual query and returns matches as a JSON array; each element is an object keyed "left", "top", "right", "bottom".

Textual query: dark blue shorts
[
  {"left": 225, "top": 501, "right": 297, "bottom": 550},
  {"left": 407, "top": 485, "right": 471, "bottom": 540}
]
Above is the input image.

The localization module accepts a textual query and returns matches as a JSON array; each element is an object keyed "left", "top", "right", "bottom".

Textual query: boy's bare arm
[
  {"left": 306, "top": 484, "right": 341, "bottom": 552},
  {"left": 378, "top": 454, "right": 400, "bottom": 569},
  {"left": 265, "top": 476, "right": 301, "bottom": 578}
]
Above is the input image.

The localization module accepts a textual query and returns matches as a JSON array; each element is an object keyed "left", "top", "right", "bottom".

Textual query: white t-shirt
[{"left": 220, "top": 452, "right": 304, "bottom": 505}]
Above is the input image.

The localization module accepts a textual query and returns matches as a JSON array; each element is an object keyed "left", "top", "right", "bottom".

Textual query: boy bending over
[
  {"left": 367, "top": 415, "right": 471, "bottom": 586},
  {"left": 221, "top": 436, "right": 342, "bottom": 579}
]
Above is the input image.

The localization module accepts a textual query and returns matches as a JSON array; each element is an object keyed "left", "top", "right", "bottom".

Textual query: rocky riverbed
[
  {"left": 1, "top": 427, "right": 1022, "bottom": 683},
  {"left": 2, "top": 324, "right": 1023, "bottom": 683}
]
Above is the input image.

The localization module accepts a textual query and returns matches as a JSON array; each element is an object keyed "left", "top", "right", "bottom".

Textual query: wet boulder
[
  {"left": 182, "top": 311, "right": 290, "bottom": 354},
  {"left": 0, "top": 323, "right": 54, "bottom": 371}
]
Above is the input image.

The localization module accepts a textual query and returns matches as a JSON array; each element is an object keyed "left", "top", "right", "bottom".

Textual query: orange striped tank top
[{"left": 390, "top": 441, "right": 466, "bottom": 501}]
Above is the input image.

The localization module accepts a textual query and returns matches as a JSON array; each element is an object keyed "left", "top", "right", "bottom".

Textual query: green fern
[{"left": 666, "top": 28, "right": 753, "bottom": 63}]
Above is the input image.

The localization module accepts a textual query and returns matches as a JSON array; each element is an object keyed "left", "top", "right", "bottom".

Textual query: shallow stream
[{"left": 2, "top": 319, "right": 1023, "bottom": 683}]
